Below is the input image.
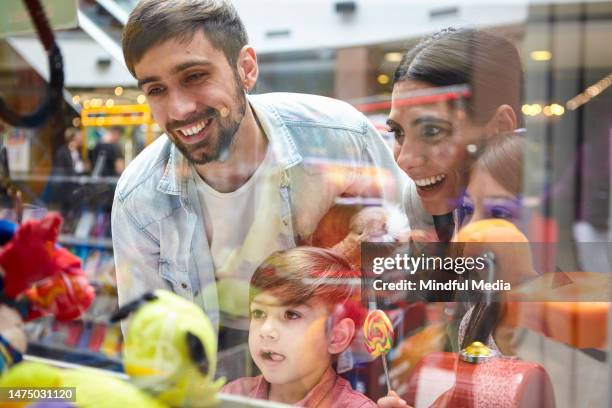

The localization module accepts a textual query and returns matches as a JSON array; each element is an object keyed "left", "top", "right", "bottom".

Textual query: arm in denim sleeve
[
  {"left": 111, "top": 197, "right": 168, "bottom": 312},
  {"left": 359, "top": 119, "right": 433, "bottom": 231}
]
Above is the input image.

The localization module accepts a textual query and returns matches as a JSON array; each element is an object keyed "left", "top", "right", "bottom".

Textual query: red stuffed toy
[{"left": 0, "top": 213, "right": 95, "bottom": 321}]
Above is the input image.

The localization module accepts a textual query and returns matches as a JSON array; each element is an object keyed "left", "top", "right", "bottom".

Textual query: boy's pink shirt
[{"left": 222, "top": 366, "right": 376, "bottom": 407}]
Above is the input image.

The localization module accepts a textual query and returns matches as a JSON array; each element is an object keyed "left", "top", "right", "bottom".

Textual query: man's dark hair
[{"left": 122, "top": 0, "right": 248, "bottom": 77}]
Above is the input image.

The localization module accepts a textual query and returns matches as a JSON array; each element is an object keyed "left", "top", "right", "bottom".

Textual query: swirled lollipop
[
  {"left": 364, "top": 309, "right": 394, "bottom": 357},
  {"left": 363, "top": 309, "right": 394, "bottom": 391}
]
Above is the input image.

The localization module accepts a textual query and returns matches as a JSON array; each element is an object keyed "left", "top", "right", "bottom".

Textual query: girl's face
[
  {"left": 461, "top": 167, "right": 522, "bottom": 228},
  {"left": 389, "top": 80, "right": 485, "bottom": 215}
]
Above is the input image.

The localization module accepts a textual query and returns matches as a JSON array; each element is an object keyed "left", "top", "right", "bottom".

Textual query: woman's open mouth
[{"left": 414, "top": 173, "right": 447, "bottom": 191}]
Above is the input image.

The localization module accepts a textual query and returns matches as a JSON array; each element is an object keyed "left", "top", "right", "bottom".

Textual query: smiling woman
[{"left": 388, "top": 27, "right": 523, "bottom": 220}]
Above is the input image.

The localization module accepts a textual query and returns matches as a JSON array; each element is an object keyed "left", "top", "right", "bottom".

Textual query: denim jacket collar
[
  {"left": 248, "top": 94, "right": 302, "bottom": 169},
  {"left": 155, "top": 94, "right": 302, "bottom": 196}
]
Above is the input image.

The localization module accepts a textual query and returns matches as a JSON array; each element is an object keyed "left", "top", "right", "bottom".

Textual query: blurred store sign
[
  {"left": 4, "top": 128, "right": 30, "bottom": 172},
  {"left": 0, "top": 0, "right": 77, "bottom": 38},
  {"left": 81, "top": 104, "right": 157, "bottom": 146}
]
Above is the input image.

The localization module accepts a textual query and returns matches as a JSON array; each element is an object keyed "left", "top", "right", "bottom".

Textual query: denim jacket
[{"left": 111, "top": 92, "right": 431, "bottom": 328}]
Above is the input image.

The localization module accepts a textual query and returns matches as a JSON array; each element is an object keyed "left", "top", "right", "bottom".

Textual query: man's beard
[{"left": 167, "top": 85, "right": 246, "bottom": 165}]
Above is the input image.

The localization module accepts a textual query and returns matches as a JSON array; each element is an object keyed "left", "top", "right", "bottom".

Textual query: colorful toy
[
  {"left": 363, "top": 309, "right": 395, "bottom": 391},
  {"left": 0, "top": 361, "right": 166, "bottom": 408},
  {"left": 112, "top": 290, "right": 225, "bottom": 407},
  {"left": 0, "top": 213, "right": 63, "bottom": 298},
  {"left": 1, "top": 290, "right": 222, "bottom": 407},
  {"left": 405, "top": 351, "right": 555, "bottom": 408},
  {"left": 0, "top": 213, "right": 94, "bottom": 322},
  {"left": 0, "top": 213, "right": 94, "bottom": 374},
  {"left": 24, "top": 271, "right": 95, "bottom": 321}
]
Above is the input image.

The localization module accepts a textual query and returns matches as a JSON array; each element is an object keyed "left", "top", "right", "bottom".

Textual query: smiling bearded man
[{"left": 112, "top": 0, "right": 431, "bottom": 352}]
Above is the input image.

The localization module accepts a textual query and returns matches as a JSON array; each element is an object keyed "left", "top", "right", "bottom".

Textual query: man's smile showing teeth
[
  {"left": 414, "top": 173, "right": 446, "bottom": 190},
  {"left": 177, "top": 118, "right": 212, "bottom": 137}
]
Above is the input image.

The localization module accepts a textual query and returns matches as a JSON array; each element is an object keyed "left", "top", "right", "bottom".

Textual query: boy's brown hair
[
  {"left": 250, "top": 247, "right": 365, "bottom": 327},
  {"left": 122, "top": 0, "right": 248, "bottom": 77}
]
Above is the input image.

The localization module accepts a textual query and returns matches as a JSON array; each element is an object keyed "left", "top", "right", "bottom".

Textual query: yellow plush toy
[
  {"left": 114, "top": 290, "right": 225, "bottom": 407},
  {"left": 0, "top": 290, "right": 223, "bottom": 408},
  {"left": 0, "top": 361, "right": 165, "bottom": 408}
]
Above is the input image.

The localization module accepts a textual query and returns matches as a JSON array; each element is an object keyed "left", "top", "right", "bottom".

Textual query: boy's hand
[
  {"left": 377, "top": 390, "right": 412, "bottom": 408},
  {"left": 0, "top": 304, "right": 27, "bottom": 354}
]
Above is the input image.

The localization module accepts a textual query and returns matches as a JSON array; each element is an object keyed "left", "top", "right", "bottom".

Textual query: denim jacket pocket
[{"left": 158, "top": 259, "right": 193, "bottom": 301}]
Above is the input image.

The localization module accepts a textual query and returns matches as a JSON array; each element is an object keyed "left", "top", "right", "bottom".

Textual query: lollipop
[{"left": 363, "top": 309, "right": 394, "bottom": 391}]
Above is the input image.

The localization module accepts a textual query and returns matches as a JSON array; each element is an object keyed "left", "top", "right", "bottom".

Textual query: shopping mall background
[{"left": 0, "top": 1, "right": 611, "bottom": 407}]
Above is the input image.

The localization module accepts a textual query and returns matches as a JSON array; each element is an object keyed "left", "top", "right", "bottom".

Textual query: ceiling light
[
  {"left": 530, "top": 50, "right": 552, "bottom": 61},
  {"left": 522, "top": 103, "right": 542, "bottom": 116},
  {"left": 543, "top": 105, "right": 553, "bottom": 116},
  {"left": 550, "top": 103, "right": 564, "bottom": 116},
  {"left": 521, "top": 104, "right": 530, "bottom": 115},
  {"left": 384, "top": 52, "right": 403, "bottom": 63},
  {"left": 586, "top": 86, "right": 600, "bottom": 97},
  {"left": 377, "top": 74, "right": 390, "bottom": 85},
  {"left": 531, "top": 104, "right": 542, "bottom": 115},
  {"left": 566, "top": 73, "right": 612, "bottom": 110}
]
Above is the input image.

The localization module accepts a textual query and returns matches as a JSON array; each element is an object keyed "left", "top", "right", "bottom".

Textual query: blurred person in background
[
  {"left": 388, "top": 27, "right": 523, "bottom": 241},
  {"left": 90, "top": 126, "right": 125, "bottom": 177},
  {"left": 48, "top": 127, "right": 88, "bottom": 220},
  {"left": 460, "top": 133, "right": 525, "bottom": 230},
  {"left": 54, "top": 127, "right": 87, "bottom": 177},
  {"left": 457, "top": 132, "right": 536, "bottom": 356},
  {"left": 90, "top": 126, "right": 125, "bottom": 211}
]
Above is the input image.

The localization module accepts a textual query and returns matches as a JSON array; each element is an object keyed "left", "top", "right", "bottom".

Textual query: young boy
[{"left": 221, "top": 246, "right": 376, "bottom": 407}]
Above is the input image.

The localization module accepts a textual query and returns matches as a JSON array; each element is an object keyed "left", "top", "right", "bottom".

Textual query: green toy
[
  {"left": 114, "top": 290, "right": 225, "bottom": 407},
  {"left": 0, "top": 361, "right": 165, "bottom": 408},
  {"left": 0, "top": 290, "right": 223, "bottom": 407}
]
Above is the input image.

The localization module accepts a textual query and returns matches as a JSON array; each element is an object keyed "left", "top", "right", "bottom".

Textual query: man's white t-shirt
[{"left": 192, "top": 147, "right": 288, "bottom": 322}]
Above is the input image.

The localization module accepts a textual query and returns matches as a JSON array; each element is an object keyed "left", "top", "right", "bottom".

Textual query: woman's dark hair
[
  {"left": 460, "top": 300, "right": 505, "bottom": 350},
  {"left": 393, "top": 27, "right": 524, "bottom": 126}
]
